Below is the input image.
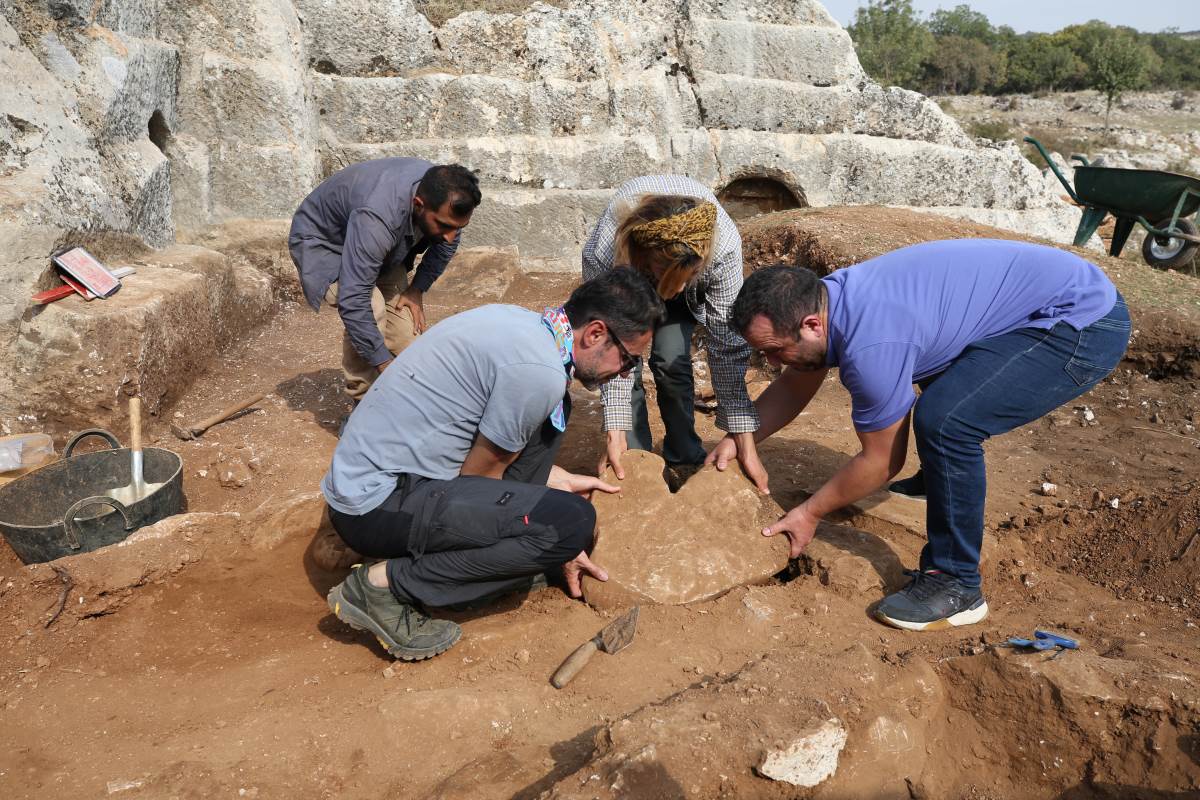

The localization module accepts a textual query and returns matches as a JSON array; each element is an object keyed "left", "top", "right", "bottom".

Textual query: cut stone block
[{"left": 584, "top": 450, "right": 789, "bottom": 609}]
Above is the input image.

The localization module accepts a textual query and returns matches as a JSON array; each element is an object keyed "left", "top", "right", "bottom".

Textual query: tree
[
  {"left": 928, "top": 4, "right": 995, "bottom": 44},
  {"left": 1006, "top": 34, "right": 1085, "bottom": 93},
  {"left": 1084, "top": 28, "right": 1158, "bottom": 133},
  {"left": 1146, "top": 30, "right": 1200, "bottom": 89},
  {"left": 846, "top": 0, "right": 934, "bottom": 90},
  {"left": 926, "top": 34, "right": 1006, "bottom": 94}
]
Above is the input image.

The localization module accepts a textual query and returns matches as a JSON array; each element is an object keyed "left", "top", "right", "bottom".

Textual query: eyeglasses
[{"left": 605, "top": 324, "right": 641, "bottom": 373}]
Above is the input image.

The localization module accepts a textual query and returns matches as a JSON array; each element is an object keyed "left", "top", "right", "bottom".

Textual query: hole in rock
[
  {"left": 147, "top": 110, "right": 170, "bottom": 154},
  {"left": 717, "top": 176, "right": 806, "bottom": 221}
]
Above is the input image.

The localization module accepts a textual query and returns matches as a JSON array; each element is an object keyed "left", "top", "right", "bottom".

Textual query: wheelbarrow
[
  {"left": 0, "top": 429, "right": 184, "bottom": 564},
  {"left": 1025, "top": 136, "right": 1200, "bottom": 270}
]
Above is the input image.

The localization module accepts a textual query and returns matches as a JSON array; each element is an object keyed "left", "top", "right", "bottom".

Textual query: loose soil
[{"left": 2, "top": 209, "right": 1199, "bottom": 799}]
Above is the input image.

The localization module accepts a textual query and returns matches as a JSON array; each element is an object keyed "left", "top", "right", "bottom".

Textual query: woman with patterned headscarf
[{"left": 581, "top": 175, "right": 768, "bottom": 493}]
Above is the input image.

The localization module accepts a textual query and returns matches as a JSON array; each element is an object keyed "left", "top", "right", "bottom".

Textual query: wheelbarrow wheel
[{"left": 1142, "top": 218, "right": 1200, "bottom": 270}]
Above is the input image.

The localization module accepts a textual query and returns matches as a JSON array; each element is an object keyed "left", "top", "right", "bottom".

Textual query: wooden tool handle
[
  {"left": 128, "top": 396, "right": 142, "bottom": 454},
  {"left": 193, "top": 393, "right": 266, "bottom": 433},
  {"left": 551, "top": 639, "right": 599, "bottom": 689}
]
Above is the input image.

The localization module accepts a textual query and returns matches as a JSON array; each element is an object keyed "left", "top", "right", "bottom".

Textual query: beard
[
  {"left": 786, "top": 341, "right": 827, "bottom": 371},
  {"left": 573, "top": 359, "right": 607, "bottom": 391}
]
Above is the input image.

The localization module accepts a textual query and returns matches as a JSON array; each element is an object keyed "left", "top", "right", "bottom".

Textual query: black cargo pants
[{"left": 328, "top": 397, "right": 595, "bottom": 608}]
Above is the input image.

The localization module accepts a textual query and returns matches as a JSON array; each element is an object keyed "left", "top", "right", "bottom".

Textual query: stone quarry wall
[{"left": 0, "top": 0, "right": 1067, "bottom": 430}]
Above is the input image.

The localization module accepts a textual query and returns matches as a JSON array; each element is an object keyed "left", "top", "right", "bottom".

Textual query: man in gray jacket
[{"left": 289, "top": 158, "right": 482, "bottom": 400}]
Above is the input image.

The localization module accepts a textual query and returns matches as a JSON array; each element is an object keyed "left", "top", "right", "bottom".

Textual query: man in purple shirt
[{"left": 711, "top": 239, "right": 1130, "bottom": 630}]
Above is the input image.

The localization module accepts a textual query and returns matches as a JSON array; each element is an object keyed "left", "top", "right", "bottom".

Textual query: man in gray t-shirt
[{"left": 324, "top": 270, "right": 665, "bottom": 663}]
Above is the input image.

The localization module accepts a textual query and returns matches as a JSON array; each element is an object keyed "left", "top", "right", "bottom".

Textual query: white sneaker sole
[
  {"left": 887, "top": 490, "right": 926, "bottom": 502},
  {"left": 876, "top": 599, "right": 989, "bottom": 631}
]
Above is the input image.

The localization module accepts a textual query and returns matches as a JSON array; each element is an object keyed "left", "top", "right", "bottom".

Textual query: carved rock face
[{"left": 584, "top": 449, "right": 790, "bottom": 609}]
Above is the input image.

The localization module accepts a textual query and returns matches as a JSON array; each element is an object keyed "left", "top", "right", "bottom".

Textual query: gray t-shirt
[{"left": 321, "top": 305, "right": 568, "bottom": 515}]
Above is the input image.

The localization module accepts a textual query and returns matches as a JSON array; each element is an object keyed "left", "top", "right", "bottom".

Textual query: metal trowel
[
  {"left": 551, "top": 606, "right": 639, "bottom": 689},
  {"left": 108, "top": 396, "right": 164, "bottom": 506}
]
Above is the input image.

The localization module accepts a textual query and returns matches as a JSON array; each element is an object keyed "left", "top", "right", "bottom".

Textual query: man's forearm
[
  {"left": 752, "top": 368, "right": 828, "bottom": 443},
  {"left": 802, "top": 450, "right": 892, "bottom": 519}
]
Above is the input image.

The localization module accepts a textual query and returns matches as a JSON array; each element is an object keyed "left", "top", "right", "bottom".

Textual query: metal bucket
[{"left": 0, "top": 429, "right": 185, "bottom": 564}]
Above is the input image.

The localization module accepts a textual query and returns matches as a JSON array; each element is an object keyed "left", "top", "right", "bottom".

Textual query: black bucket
[{"left": 0, "top": 429, "right": 185, "bottom": 564}]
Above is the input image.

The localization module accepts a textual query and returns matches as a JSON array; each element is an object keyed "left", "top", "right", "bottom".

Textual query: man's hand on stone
[
  {"left": 549, "top": 466, "right": 620, "bottom": 500},
  {"left": 394, "top": 285, "right": 426, "bottom": 334},
  {"left": 762, "top": 503, "right": 821, "bottom": 558},
  {"left": 705, "top": 432, "right": 770, "bottom": 494},
  {"left": 563, "top": 550, "right": 608, "bottom": 598},
  {"left": 597, "top": 430, "right": 628, "bottom": 479}
]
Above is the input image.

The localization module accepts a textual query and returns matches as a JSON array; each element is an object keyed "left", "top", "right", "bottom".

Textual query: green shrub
[{"left": 968, "top": 119, "right": 1013, "bottom": 141}]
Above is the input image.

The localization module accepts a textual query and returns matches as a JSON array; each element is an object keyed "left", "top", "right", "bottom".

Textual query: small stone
[
  {"left": 107, "top": 779, "right": 145, "bottom": 795},
  {"left": 218, "top": 460, "right": 252, "bottom": 489},
  {"left": 1022, "top": 573, "right": 1038, "bottom": 588},
  {"left": 1040, "top": 482, "right": 1058, "bottom": 497},
  {"left": 757, "top": 718, "right": 847, "bottom": 787},
  {"left": 1109, "top": 498, "right": 1120, "bottom": 509},
  {"left": 382, "top": 666, "right": 397, "bottom": 679},
  {"left": 704, "top": 711, "right": 718, "bottom": 721},
  {"left": 1151, "top": 412, "right": 1164, "bottom": 424}
]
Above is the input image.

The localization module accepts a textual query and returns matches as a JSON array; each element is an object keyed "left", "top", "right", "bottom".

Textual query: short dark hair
[
  {"left": 731, "top": 265, "right": 826, "bottom": 339},
  {"left": 417, "top": 164, "right": 481, "bottom": 216},
  {"left": 564, "top": 268, "right": 666, "bottom": 340}
]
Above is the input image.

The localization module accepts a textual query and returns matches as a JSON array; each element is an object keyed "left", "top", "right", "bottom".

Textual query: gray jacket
[{"left": 289, "top": 157, "right": 460, "bottom": 365}]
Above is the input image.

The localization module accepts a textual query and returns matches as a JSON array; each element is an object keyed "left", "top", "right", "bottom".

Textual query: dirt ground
[{"left": 1, "top": 209, "right": 1199, "bottom": 799}]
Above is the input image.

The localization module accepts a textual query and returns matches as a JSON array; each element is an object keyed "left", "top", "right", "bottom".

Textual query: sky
[{"left": 819, "top": 1, "right": 1199, "bottom": 34}]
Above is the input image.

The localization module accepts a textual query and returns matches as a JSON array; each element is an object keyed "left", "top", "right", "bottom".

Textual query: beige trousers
[{"left": 324, "top": 264, "right": 419, "bottom": 401}]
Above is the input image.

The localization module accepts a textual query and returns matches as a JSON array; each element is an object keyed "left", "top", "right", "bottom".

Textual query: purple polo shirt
[{"left": 823, "top": 239, "right": 1117, "bottom": 432}]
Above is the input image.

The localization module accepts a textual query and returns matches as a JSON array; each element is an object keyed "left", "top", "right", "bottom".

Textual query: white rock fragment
[
  {"left": 757, "top": 718, "right": 847, "bottom": 787},
  {"left": 1040, "top": 482, "right": 1058, "bottom": 497},
  {"left": 1109, "top": 498, "right": 1120, "bottom": 509},
  {"left": 106, "top": 779, "right": 145, "bottom": 794}
]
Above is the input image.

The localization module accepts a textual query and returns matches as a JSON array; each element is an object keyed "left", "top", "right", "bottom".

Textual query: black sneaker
[
  {"left": 875, "top": 569, "right": 989, "bottom": 631},
  {"left": 327, "top": 564, "right": 461, "bottom": 660},
  {"left": 888, "top": 470, "right": 926, "bottom": 501}
]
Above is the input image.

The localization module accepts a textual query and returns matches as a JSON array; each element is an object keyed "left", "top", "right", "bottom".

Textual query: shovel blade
[{"left": 597, "top": 606, "right": 639, "bottom": 655}]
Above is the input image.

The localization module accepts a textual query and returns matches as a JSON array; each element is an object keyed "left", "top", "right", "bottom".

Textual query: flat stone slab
[{"left": 584, "top": 450, "right": 789, "bottom": 609}]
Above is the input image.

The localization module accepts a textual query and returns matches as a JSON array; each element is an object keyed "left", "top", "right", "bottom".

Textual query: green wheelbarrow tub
[{"left": 1074, "top": 166, "right": 1200, "bottom": 223}]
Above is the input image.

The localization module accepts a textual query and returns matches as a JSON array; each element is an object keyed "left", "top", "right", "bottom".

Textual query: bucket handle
[
  {"left": 64, "top": 429, "right": 122, "bottom": 459},
  {"left": 62, "top": 496, "right": 132, "bottom": 550}
]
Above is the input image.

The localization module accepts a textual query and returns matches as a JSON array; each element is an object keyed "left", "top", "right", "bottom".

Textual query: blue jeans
[
  {"left": 628, "top": 294, "right": 707, "bottom": 465},
  {"left": 914, "top": 295, "right": 1131, "bottom": 588}
]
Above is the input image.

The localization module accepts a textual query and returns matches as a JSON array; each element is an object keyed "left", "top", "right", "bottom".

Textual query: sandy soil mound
[{"left": 1021, "top": 482, "right": 1200, "bottom": 610}]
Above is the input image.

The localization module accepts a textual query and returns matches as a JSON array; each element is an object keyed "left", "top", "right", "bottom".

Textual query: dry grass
[{"left": 414, "top": 0, "right": 568, "bottom": 26}]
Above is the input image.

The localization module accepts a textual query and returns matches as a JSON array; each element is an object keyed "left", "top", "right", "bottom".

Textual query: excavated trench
[{"left": 3, "top": 192, "right": 1200, "bottom": 799}]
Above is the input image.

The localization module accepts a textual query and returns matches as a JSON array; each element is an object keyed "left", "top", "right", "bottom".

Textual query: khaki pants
[{"left": 324, "top": 264, "right": 418, "bottom": 401}]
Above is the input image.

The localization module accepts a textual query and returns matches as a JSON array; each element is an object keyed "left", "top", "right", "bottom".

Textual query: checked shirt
[{"left": 581, "top": 175, "right": 758, "bottom": 434}]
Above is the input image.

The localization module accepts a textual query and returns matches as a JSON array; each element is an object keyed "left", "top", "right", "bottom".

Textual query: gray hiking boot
[{"left": 327, "top": 565, "right": 461, "bottom": 661}]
